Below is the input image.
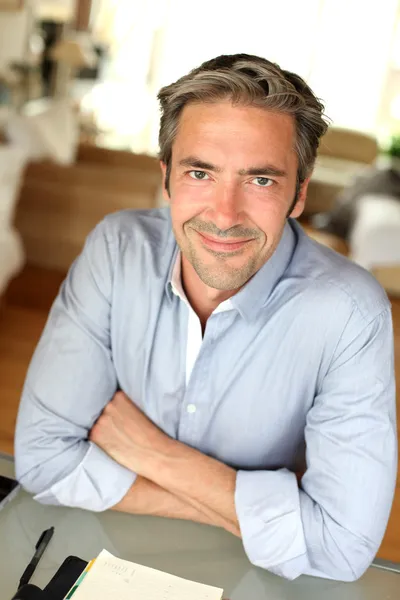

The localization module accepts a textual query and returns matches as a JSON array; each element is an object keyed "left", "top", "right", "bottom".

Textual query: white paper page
[{"left": 71, "top": 549, "right": 223, "bottom": 600}]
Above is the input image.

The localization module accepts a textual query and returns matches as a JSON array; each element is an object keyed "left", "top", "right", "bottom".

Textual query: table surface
[{"left": 1, "top": 455, "right": 399, "bottom": 600}]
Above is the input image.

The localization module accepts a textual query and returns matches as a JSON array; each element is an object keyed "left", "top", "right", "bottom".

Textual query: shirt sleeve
[
  {"left": 14, "top": 219, "right": 136, "bottom": 511},
  {"left": 235, "top": 307, "right": 397, "bottom": 581}
]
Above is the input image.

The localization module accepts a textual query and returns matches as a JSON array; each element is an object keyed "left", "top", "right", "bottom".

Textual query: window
[{"left": 87, "top": 0, "right": 400, "bottom": 154}]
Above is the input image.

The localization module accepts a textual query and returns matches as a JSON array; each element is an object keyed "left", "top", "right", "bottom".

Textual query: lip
[{"left": 196, "top": 231, "right": 254, "bottom": 252}]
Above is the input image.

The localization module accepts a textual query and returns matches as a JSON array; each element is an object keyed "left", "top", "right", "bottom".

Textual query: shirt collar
[
  {"left": 170, "top": 248, "right": 183, "bottom": 298},
  {"left": 166, "top": 219, "right": 297, "bottom": 320},
  {"left": 167, "top": 247, "right": 234, "bottom": 313},
  {"left": 231, "top": 219, "right": 297, "bottom": 321},
  {"left": 165, "top": 242, "right": 180, "bottom": 302}
]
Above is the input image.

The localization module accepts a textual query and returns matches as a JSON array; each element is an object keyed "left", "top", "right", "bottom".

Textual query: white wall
[
  {"left": 0, "top": 6, "right": 33, "bottom": 70},
  {"left": 38, "top": 0, "right": 76, "bottom": 22},
  {"left": 0, "top": 0, "right": 75, "bottom": 71}
]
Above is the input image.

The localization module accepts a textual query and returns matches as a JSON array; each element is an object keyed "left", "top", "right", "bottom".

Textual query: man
[{"left": 15, "top": 54, "right": 397, "bottom": 582}]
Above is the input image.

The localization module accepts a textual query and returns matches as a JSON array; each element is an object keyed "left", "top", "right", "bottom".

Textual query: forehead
[{"left": 173, "top": 101, "right": 296, "bottom": 165}]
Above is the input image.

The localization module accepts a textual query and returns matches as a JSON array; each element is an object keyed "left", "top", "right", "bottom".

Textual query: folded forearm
[
  {"left": 111, "top": 475, "right": 238, "bottom": 534},
  {"left": 148, "top": 441, "right": 240, "bottom": 535}
]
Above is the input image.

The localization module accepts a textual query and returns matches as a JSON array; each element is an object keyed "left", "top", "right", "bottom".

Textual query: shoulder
[
  {"left": 84, "top": 208, "right": 174, "bottom": 265},
  {"left": 289, "top": 220, "right": 391, "bottom": 324},
  {"left": 81, "top": 208, "right": 176, "bottom": 287},
  {"left": 78, "top": 208, "right": 174, "bottom": 279},
  {"left": 98, "top": 208, "right": 172, "bottom": 246}
]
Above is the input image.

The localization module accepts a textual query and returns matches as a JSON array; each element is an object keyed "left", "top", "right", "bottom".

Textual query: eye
[
  {"left": 188, "top": 170, "right": 210, "bottom": 180},
  {"left": 252, "top": 177, "right": 274, "bottom": 187}
]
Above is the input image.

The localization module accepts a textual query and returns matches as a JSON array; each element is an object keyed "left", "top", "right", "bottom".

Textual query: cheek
[
  {"left": 173, "top": 181, "right": 213, "bottom": 205},
  {"left": 170, "top": 184, "right": 210, "bottom": 222},
  {"left": 244, "top": 195, "right": 287, "bottom": 231}
]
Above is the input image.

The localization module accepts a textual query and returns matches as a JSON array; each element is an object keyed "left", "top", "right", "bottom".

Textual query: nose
[{"left": 209, "top": 183, "right": 242, "bottom": 231}]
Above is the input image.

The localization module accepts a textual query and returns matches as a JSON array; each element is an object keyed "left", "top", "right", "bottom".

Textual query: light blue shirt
[{"left": 15, "top": 208, "right": 397, "bottom": 582}]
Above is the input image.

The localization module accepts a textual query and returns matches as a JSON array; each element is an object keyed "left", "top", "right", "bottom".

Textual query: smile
[{"left": 196, "top": 231, "right": 254, "bottom": 252}]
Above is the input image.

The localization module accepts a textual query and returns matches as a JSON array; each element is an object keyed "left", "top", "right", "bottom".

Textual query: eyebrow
[{"left": 178, "top": 156, "right": 287, "bottom": 178}]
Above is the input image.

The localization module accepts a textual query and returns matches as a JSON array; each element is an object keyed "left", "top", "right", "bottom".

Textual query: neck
[{"left": 181, "top": 254, "right": 238, "bottom": 329}]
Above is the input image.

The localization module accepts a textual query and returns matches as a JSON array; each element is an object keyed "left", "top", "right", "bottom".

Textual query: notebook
[{"left": 64, "top": 549, "right": 224, "bottom": 600}]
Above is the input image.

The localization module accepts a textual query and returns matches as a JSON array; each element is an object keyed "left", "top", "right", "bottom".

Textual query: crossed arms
[
  {"left": 14, "top": 221, "right": 397, "bottom": 582},
  {"left": 90, "top": 391, "right": 240, "bottom": 536}
]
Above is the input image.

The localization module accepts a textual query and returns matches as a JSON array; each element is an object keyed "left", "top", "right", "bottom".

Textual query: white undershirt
[{"left": 170, "top": 251, "right": 233, "bottom": 386}]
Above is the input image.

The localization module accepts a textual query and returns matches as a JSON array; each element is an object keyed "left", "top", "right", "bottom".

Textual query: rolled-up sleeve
[
  {"left": 235, "top": 307, "right": 397, "bottom": 581},
  {"left": 14, "top": 219, "right": 136, "bottom": 511}
]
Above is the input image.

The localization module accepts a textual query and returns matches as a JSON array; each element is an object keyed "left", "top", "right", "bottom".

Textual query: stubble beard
[{"left": 184, "top": 233, "right": 264, "bottom": 291}]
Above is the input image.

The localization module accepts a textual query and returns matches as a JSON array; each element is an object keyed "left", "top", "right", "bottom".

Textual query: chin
[{"left": 194, "top": 256, "right": 258, "bottom": 289}]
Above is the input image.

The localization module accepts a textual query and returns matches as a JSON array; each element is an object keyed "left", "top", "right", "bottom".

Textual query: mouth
[{"left": 195, "top": 230, "right": 254, "bottom": 252}]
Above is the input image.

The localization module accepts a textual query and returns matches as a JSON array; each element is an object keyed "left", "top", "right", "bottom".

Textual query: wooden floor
[{"left": 0, "top": 265, "right": 399, "bottom": 562}]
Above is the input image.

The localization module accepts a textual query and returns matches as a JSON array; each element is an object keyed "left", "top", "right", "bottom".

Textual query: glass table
[{"left": 1, "top": 454, "right": 399, "bottom": 599}]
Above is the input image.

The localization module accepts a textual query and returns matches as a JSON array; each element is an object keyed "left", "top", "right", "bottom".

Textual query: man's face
[{"left": 161, "top": 101, "right": 308, "bottom": 291}]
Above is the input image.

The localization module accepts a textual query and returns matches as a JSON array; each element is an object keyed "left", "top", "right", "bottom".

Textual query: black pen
[{"left": 18, "top": 526, "right": 55, "bottom": 589}]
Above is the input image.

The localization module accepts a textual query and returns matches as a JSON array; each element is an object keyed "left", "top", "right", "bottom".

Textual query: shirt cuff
[
  {"left": 34, "top": 442, "right": 136, "bottom": 511},
  {"left": 235, "top": 468, "right": 307, "bottom": 579}
]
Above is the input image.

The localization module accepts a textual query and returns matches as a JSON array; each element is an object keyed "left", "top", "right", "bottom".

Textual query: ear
[
  {"left": 160, "top": 161, "right": 170, "bottom": 204},
  {"left": 289, "top": 176, "right": 311, "bottom": 219}
]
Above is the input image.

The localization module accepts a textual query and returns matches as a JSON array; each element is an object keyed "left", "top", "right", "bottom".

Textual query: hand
[{"left": 89, "top": 391, "right": 172, "bottom": 477}]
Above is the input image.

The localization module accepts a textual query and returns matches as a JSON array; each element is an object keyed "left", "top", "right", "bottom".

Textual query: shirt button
[{"left": 187, "top": 404, "right": 197, "bottom": 414}]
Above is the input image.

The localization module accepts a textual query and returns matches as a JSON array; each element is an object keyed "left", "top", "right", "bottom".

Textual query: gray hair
[{"left": 157, "top": 53, "right": 329, "bottom": 194}]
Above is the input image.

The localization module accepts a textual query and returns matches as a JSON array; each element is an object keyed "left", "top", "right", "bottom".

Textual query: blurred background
[{"left": 0, "top": 0, "right": 399, "bottom": 564}]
